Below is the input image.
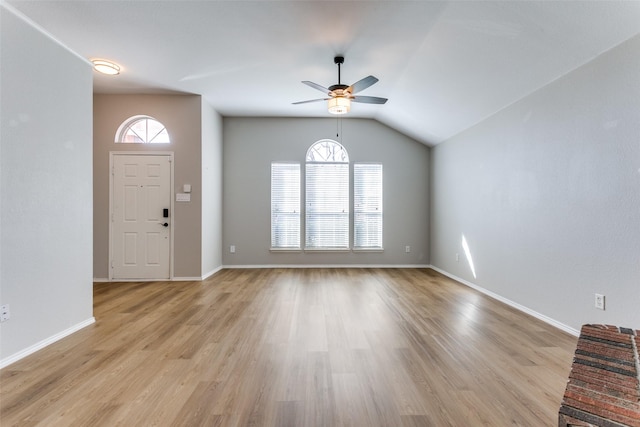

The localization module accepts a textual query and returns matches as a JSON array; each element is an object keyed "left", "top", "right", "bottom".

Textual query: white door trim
[{"left": 109, "top": 151, "right": 175, "bottom": 281}]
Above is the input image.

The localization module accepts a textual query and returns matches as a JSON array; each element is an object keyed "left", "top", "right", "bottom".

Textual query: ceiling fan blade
[
  {"left": 301, "top": 81, "right": 331, "bottom": 95},
  {"left": 292, "top": 98, "right": 330, "bottom": 105},
  {"left": 346, "top": 75, "right": 379, "bottom": 94},
  {"left": 352, "top": 95, "right": 388, "bottom": 104}
]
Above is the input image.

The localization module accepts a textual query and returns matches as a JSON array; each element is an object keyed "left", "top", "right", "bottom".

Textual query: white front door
[{"left": 111, "top": 154, "right": 172, "bottom": 280}]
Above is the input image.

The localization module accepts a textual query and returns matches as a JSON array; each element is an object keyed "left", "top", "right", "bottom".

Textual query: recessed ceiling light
[{"left": 91, "top": 59, "right": 120, "bottom": 75}]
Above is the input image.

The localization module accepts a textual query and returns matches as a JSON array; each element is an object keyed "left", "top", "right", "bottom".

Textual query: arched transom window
[
  {"left": 115, "top": 115, "right": 170, "bottom": 144},
  {"left": 306, "top": 139, "right": 349, "bottom": 162}
]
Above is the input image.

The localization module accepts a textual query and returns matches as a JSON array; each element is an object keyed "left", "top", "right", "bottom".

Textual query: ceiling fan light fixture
[
  {"left": 91, "top": 59, "right": 120, "bottom": 75},
  {"left": 328, "top": 97, "right": 350, "bottom": 115}
]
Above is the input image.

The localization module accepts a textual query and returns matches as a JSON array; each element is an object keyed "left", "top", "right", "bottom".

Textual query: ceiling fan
[{"left": 293, "top": 56, "right": 388, "bottom": 115}]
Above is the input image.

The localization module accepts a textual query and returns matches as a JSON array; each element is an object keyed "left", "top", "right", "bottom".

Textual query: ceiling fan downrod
[{"left": 335, "top": 56, "right": 344, "bottom": 85}]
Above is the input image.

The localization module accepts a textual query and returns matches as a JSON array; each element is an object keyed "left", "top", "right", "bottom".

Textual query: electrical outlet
[
  {"left": 230, "top": 245, "right": 236, "bottom": 254},
  {"left": 594, "top": 293, "right": 605, "bottom": 310},
  {"left": 405, "top": 246, "right": 411, "bottom": 253},
  {"left": 0, "top": 304, "right": 10, "bottom": 322}
]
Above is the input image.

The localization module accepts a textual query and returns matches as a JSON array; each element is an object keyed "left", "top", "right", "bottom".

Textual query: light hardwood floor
[{"left": 1, "top": 268, "right": 577, "bottom": 426}]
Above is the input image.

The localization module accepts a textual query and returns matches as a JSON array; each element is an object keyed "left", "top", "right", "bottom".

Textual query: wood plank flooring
[{"left": 1, "top": 268, "right": 577, "bottom": 426}]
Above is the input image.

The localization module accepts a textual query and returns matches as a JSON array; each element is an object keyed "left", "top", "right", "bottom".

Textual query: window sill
[
  {"left": 270, "top": 247, "right": 384, "bottom": 253},
  {"left": 304, "top": 248, "right": 351, "bottom": 253}
]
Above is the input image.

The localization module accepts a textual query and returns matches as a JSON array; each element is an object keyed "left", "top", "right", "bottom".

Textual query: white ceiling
[{"left": 7, "top": 0, "right": 640, "bottom": 146}]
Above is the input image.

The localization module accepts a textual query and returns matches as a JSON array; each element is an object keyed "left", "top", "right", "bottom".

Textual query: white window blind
[
  {"left": 271, "top": 162, "right": 301, "bottom": 249},
  {"left": 305, "top": 162, "right": 349, "bottom": 249},
  {"left": 354, "top": 163, "right": 383, "bottom": 249}
]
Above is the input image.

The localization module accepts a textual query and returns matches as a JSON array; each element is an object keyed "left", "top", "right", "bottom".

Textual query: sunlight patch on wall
[{"left": 461, "top": 234, "right": 477, "bottom": 279}]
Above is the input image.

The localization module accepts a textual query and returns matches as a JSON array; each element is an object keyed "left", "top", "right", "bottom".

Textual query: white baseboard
[
  {"left": 201, "top": 266, "right": 223, "bottom": 280},
  {"left": 174, "top": 269, "right": 224, "bottom": 281},
  {"left": 97, "top": 265, "right": 429, "bottom": 282},
  {"left": 222, "top": 264, "right": 431, "bottom": 269},
  {"left": 95, "top": 277, "right": 205, "bottom": 282},
  {"left": 428, "top": 266, "right": 579, "bottom": 337},
  {"left": 0, "top": 317, "right": 96, "bottom": 369},
  {"left": 94, "top": 267, "right": 224, "bottom": 283}
]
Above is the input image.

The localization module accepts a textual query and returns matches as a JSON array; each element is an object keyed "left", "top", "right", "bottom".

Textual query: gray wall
[
  {"left": 201, "top": 99, "right": 223, "bottom": 277},
  {"left": 93, "top": 94, "right": 204, "bottom": 279},
  {"left": 430, "top": 35, "right": 640, "bottom": 332},
  {"left": 223, "top": 117, "right": 430, "bottom": 266},
  {"left": 1, "top": 6, "right": 94, "bottom": 361}
]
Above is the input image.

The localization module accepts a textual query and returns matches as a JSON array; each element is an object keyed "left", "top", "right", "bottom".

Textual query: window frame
[
  {"left": 269, "top": 140, "right": 385, "bottom": 254},
  {"left": 115, "top": 115, "right": 170, "bottom": 144},
  {"left": 304, "top": 140, "right": 350, "bottom": 251},
  {"left": 353, "top": 162, "right": 383, "bottom": 251},
  {"left": 270, "top": 162, "right": 302, "bottom": 251}
]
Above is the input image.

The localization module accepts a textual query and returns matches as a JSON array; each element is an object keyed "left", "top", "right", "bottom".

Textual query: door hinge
[{"left": 111, "top": 261, "right": 114, "bottom": 268}]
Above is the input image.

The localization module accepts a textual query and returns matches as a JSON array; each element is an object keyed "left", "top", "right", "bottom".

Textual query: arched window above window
[
  {"left": 306, "top": 139, "right": 349, "bottom": 163},
  {"left": 115, "top": 115, "right": 170, "bottom": 143}
]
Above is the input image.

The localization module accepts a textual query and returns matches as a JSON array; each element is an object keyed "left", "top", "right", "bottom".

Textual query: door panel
[{"left": 112, "top": 154, "right": 171, "bottom": 279}]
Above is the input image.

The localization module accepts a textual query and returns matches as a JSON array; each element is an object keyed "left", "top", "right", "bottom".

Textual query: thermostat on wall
[{"left": 183, "top": 184, "right": 191, "bottom": 193}]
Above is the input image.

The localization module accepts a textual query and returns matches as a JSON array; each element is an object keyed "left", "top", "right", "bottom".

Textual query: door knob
[{"left": 159, "top": 222, "right": 169, "bottom": 227}]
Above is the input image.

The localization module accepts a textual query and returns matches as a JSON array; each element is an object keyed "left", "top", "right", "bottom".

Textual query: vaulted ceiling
[{"left": 7, "top": 1, "right": 640, "bottom": 146}]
